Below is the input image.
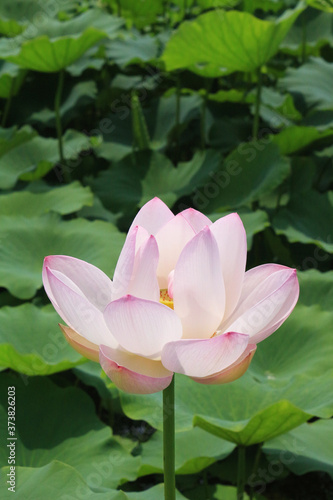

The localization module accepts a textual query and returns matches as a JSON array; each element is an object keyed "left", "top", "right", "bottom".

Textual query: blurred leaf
[
  {"left": 121, "top": 303, "right": 333, "bottom": 444},
  {"left": 210, "top": 485, "right": 251, "bottom": 500},
  {"left": 0, "top": 16, "right": 23, "bottom": 37},
  {"left": 124, "top": 484, "right": 188, "bottom": 500},
  {"left": 0, "top": 10, "right": 123, "bottom": 72},
  {"left": 279, "top": 57, "right": 333, "bottom": 110},
  {"left": 162, "top": 4, "right": 304, "bottom": 75},
  {"left": 197, "top": 0, "right": 239, "bottom": 7},
  {"left": 272, "top": 126, "right": 333, "bottom": 155},
  {"left": 66, "top": 47, "right": 105, "bottom": 76},
  {"left": 306, "top": 0, "right": 333, "bottom": 12},
  {"left": 106, "top": 33, "right": 159, "bottom": 66},
  {"left": 0, "top": 130, "right": 90, "bottom": 189},
  {"left": 298, "top": 270, "right": 333, "bottom": 311},
  {"left": 0, "top": 181, "right": 93, "bottom": 216},
  {"left": 105, "top": 0, "right": 164, "bottom": 28},
  {"left": 0, "top": 373, "right": 140, "bottom": 489},
  {"left": 0, "top": 214, "right": 125, "bottom": 298},
  {"left": 0, "top": 462, "right": 126, "bottom": 500},
  {"left": 0, "top": 304, "right": 85, "bottom": 375},
  {"left": 264, "top": 419, "right": 333, "bottom": 477},
  {"left": 0, "top": 124, "right": 37, "bottom": 155},
  {"left": 30, "top": 81, "right": 97, "bottom": 126},
  {"left": 0, "top": 0, "right": 77, "bottom": 22},
  {"left": 281, "top": 9, "right": 333, "bottom": 55},
  {"left": 139, "top": 427, "right": 235, "bottom": 476},
  {"left": 256, "top": 87, "right": 302, "bottom": 128},
  {"left": 91, "top": 150, "right": 222, "bottom": 214},
  {"left": 272, "top": 190, "right": 333, "bottom": 253},
  {"left": 141, "top": 151, "right": 218, "bottom": 207},
  {"left": 0, "top": 61, "right": 25, "bottom": 98},
  {"left": 199, "top": 142, "right": 290, "bottom": 212}
]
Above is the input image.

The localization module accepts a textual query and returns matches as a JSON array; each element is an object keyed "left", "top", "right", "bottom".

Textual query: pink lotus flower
[{"left": 42, "top": 198, "right": 299, "bottom": 394}]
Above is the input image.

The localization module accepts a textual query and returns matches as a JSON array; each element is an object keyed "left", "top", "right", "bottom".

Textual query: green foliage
[{"left": 0, "top": 0, "right": 332, "bottom": 497}]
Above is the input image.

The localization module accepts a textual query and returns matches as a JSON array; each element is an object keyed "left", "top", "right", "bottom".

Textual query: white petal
[
  {"left": 173, "top": 227, "right": 225, "bottom": 339},
  {"left": 191, "top": 344, "right": 256, "bottom": 385},
  {"left": 43, "top": 255, "right": 112, "bottom": 311},
  {"left": 127, "top": 235, "right": 160, "bottom": 301},
  {"left": 210, "top": 213, "right": 247, "bottom": 320},
  {"left": 155, "top": 213, "right": 195, "bottom": 288},
  {"left": 112, "top": 225, "right": 149, "bottom": 301},
  {"left": 45, "top": 267, "right": 117, "bottom": 347},
  {"left": 221, "top": 264, "right": 299, "bottom": 343},
  {"left": 129, "top": 197, "right": 174, "bottom": 235},
  {"left": 104, "top": 295, "right": 183, "bottom": 357},
  {"left": 161, "top": 332, "right": 249, "bottom": 377},
  {"left": 179, "top": 208, "right": 212, "bottom": 233},
  {"left": 100, "top": 345, "right": 173, "bottom": 394}
]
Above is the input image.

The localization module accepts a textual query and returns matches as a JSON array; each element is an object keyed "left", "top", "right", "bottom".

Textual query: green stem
[
  {"left": 301, "top": 12, "right": 307, "bottom": 64},
  {"left": 250, "top": 444, "right": 263, "bottom": 500},
  {"left": 54, "top": 70, "right": 70, "bottom": 183},
  {"left": 163, "top": 376, "right": 175, "bottom": 500},
  {"left": 237, "top": 445, "right": 246, "bottom": 500},
  {"left": 1, "top": 79, "right": 15, "bottom": 128},
  {"left": 252, "top": 67, "right": 262, "bottom": 140}
]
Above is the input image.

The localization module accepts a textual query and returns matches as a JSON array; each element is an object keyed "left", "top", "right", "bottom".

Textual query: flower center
[{"left": 160, "top": 289, "right": 174, "bottom": 309}]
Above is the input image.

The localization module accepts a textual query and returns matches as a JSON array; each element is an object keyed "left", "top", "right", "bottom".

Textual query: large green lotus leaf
[
  {"left": 125, "top": 484, "right": 188, "bottom": 500},
  {"left": 66, "top": 46, "right": 105, "bottom": 76},
  {"left": 30, "top": 80, "right": 97, "bottom": 126},
  {"left": 272, "top": 190, "right": 333, "bottom": 253},
  {"left": 0, "top": 181, "right": 93, "bottom": 216},
  {"left": 0, "top": 17, "right": 23, "bottom": 37},
  {"left": 162, "top": 4, "right": 303, "bottom": 75},
  {"left": 140, "top": 151, "right": 219, "bottom": 208},
  {"left": 0, "top": 10, "right": 123, "bottom": 72},
  {"left": 106, "top": 34, "right": 159, "bottom": 66},
  {"left": 279, "top": 57, "right": 333, "bottom": 110},
  {"left": 0, "top": 422, "right": 140, "bottom": 490},
  {"left": 0, "top": 0, "right": 77, "bottom": 22},
  {"left": 264, "top": 419, "right": 333, "bottom": 477},
  {"left": 139, "top": 427, "right": 235, "bottom": 476},
  {"left": 197, "top": 143, "right": 290, "bottom": 213},
  {"left": 271, "top": 126, "right": 333, "bottom": 155},
  {"left": 250, "top": 305, "right": 333, "bottom": 382},
  {"left": 208, "top": 209, "right": 270, "bottom": 249},
  {"left": 197, "top": 0, "right": 239, "bottom": 7},
  {"left": 91, "top": 150, "right": 221, "bottom": 214},
  {"left": 121, "top": 303, "right": 333, "bottom": 445},
  {"left": 73, "top": 362, "right": 113, "bottom": 403},
  {"left": 0, "top": 61, "right": 25, "bottom": 98},
  {"left": 281, "top": 9, "right": 333, "bottom": 56},
  {"left": 0, "top": 373, "right": 140, "bottom": 489},
  {"left": 0, "top": 304, "right": 86, "bottom": 375},
  {"left": 298, "top": 269, "right": 333, "bottom": 311},
  {"left": 0, "top": 124, "right": 37, "bottom": 155},
  {"left": 0, "top": 462, "right": 126, "bottom": 500},
  {"left": 105, "top": 0, "right": 164, "bottom": 28},
  {"left": 95, "top": 92, "right": 201, "bottom": 163},
  {"left": 306, "top": 0, "right": 333, "bottom": 12},
  {"left": 0, "top": 129, "right": 90, "bottom": 189},
  {"left": 0, "top": 373, "right": 105, "bottom": 445},
  {"left": 182, "top": 484, "right": 251, "bottom": 500},
  {"left": 255, "top": 87, "right": 302, "bottom": 129},
  {"left": 0, "top": 213, "right": 125, "bottom": 298},
  {"left": 121, "top": 375, "right": 311, "bottom": 446}
]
